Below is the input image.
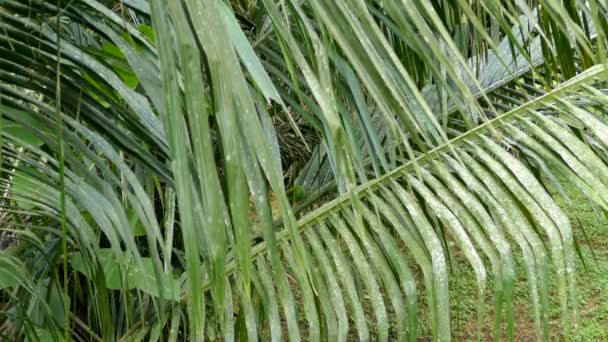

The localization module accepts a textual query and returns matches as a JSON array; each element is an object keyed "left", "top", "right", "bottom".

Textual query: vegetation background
[{"left": 1, "top": 0, "right": 608, "bottom": 341}]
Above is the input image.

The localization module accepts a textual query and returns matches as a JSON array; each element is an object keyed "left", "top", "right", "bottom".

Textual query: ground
[{"left": 447, "top": 173, "right": 608, "bottom": 341}]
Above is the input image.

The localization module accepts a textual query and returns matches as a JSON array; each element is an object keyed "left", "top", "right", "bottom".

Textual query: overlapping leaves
[{"left": 1, "top": 0, "right": 608, "bottom": 341}]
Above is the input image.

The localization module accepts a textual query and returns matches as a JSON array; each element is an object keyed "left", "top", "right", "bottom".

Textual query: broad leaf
[{"left": 71, "top": 249, "right": 180, "bottom": 300}]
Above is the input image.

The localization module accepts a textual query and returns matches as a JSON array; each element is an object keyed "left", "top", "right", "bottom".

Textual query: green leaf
[
  {"left": 115, "top": 68, "right": 139, "bottom": 90},
  {"left": 0, "top": 105, "right": 48, "bottom": 147},
  {"left": 27, "top": 278, "right": 70, "bottom": 327},
  {"left": 101, "top": 43, "right": 140, "bottom": 89},
  {"left": 71, "top": 249, "right": 180, "bottom": 300},
  {"left": 102, "top": 42, "right": 126, "bottom": 59},
  {"left": 24, "top": 327, "right": 66, "bottom": 342},
  {"left": 127, "top": 209, "right": 147, "bottom": 237},
  {"left": 138, "top": 24, "right": 156, "bottom": 43},
  {"left": 83, "top": 73, "right": 114, "bottom": 108},
  {"left": 0, "top": 121, "right": 44, "bottom": 147},
  {"left": 0, "top": 266, "right": 20, "bottom": 289},
  {"left": 11, "top": 167, "right": 47, "bottom": 210}
]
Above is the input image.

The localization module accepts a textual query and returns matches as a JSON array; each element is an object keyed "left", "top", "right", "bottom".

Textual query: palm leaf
[
  {"left": 1, "top": 0, "right": 608, "bottom": 341},
  {"left": 222, "top": 65, "right": 607, "bottom": 340}
]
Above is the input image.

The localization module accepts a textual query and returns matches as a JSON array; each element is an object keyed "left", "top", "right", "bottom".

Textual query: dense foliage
[{"left": 1, "top": 0, "right": 608, "bottom": 340}]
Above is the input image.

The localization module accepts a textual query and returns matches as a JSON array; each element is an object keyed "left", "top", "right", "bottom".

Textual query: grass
[{"left": 445, "top": 171, "right": 608, "bottom": 341}]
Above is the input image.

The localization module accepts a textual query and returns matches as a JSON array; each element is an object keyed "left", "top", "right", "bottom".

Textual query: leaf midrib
[{"left": 201, "top": 64, "right": 607, "bottom": 295}]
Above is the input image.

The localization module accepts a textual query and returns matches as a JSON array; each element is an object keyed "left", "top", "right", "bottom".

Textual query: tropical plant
[{"left": 1, "top": 0, "right": 608, "bottom": 341}]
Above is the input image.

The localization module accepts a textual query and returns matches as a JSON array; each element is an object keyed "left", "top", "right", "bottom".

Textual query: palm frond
[
  {"left": 224, "top": 65, "right": 607, "bottom": 340},
  {"left": 1, "top": 0, "right": 608, "bottom": 341}
]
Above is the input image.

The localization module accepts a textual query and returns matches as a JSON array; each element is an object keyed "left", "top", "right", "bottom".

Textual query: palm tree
[{"left": 1, "top": 0, "right": 607, "bottom": 340}]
